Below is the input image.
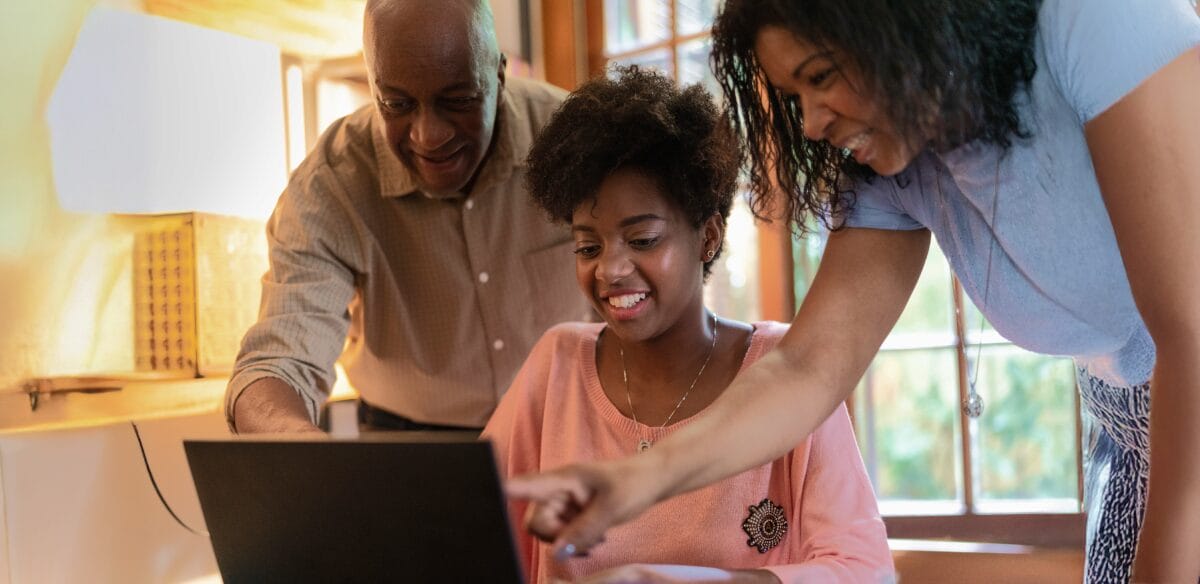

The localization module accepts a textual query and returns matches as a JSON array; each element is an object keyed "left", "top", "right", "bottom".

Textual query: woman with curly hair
[
  {"left": 511, "top": 0, "right": 1200, "bottom": 581},
  {"left": 482, "top": 67, "right": 893, "bottom": 583}
]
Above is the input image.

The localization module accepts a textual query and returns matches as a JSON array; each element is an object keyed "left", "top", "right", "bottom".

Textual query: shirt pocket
[{"left": 522, "top": 239, "right": 591, "bottom": 329}]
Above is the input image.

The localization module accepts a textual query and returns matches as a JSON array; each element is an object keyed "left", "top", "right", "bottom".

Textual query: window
[
  {"left": 280, "top": 55, "right": 374, "bottom": 166},
  {"left": 795, "top": 233, "right": 1084, "bottom": 543},
  {"left": 602, "top": 0, "right": 721, "bottom": 97}
]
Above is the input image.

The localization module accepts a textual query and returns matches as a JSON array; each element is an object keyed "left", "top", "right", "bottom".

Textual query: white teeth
[
  {"left": 607, "top": 293, "right": 647, "bottom": 309},
  {"left": 844, "top": 130, "right": 872, "bottom": 151}
]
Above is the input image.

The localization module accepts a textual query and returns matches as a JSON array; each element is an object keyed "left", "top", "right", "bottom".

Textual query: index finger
[{"left": 506, "top": 469, "right": 592, "bottom": 505}]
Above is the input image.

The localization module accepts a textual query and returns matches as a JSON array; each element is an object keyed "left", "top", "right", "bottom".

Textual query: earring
[{"left": 705, "top": 249, "right": 715, "bottom": 260}]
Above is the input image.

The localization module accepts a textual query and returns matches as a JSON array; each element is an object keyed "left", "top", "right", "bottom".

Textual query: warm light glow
[
  {"left": 286, "top": 64, "right": 307, "bottom": 171},
  {"left": 704, "top": 199, "right": 761, "bottom": 322},
  {"left": 317, "top": 79, "right": 370, "bottom": 137},
  {"left": 330, "top": 362, "right": 359, "bottom": 401},
  {"left": 725, "top": 202, "right": 757, "bottom": 289},
  {"left": 41, "top": 219, "right": 137, "bottom": 377}
]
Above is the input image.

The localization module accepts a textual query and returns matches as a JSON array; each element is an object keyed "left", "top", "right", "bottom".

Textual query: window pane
[
  {"left": 705, "top": 196, "right": 761, "bottom": 321},
  {"left": 797, "top": 234, "right": 954, "bottom": 345},
  {"left": 855, "top": 349, "right": 962, "bottom": 505},
  {"left": 676, "top": 0, "right": 722, "bottom": 36},
  {"left": 604, "top": 0, "right": 671, "bottom": 54},
  {"left": 608, "top": 47, "right": 674, "bottom": 79},
  {"left": 889, "top": 241, "right": 954, "bottom": 342},
  {"left": 792, "top": 225, "right": 826, "bottom": 303},
  {"left": 972, "top": 346, "right": 1079, "bottom": 509},
  {"left": 676, "top": 37, "right": 721, "bottom": 103}
]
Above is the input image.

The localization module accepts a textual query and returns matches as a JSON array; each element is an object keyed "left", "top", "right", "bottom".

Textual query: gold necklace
[{"left": 617, "top": 311, "right": 719, "bottom": 452}]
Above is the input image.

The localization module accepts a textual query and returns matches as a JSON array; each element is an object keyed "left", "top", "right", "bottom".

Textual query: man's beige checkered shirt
[{"left": 226, "top": 77, "right": 592, "bottom": 428}]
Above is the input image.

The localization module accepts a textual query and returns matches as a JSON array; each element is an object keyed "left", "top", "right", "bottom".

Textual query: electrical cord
[{"left": 130, "top": 421, "right": 208, "bottom": 536}]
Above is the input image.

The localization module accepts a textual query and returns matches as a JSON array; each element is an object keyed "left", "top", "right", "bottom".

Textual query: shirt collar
[{"left": 372, "top": 83, "right": 528, "bottom": 200}]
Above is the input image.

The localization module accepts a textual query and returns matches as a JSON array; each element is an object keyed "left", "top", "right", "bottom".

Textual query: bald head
[
  {"left": 362, "top": 0, "right": 507, "bottom": 195},
  {"left": 364, "top": 0, "right": 500, "bottom": 74}
]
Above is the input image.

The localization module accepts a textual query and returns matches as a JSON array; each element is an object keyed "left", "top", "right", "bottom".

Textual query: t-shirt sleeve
[
  {"left": 841, "top": 178, "right": 925, "bottom": 231},
  {"left": 1041, "top": 0, "right": 1200, "bottom": 124}
]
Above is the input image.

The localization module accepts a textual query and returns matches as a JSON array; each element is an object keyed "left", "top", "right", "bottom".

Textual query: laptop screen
[{"left": 185, "top": 433, "right": 523, "bottom": 584}]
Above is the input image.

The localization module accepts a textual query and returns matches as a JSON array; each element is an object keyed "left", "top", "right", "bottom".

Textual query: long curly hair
[
  {"left": 711, "top": 0, "right": 1042, "bottom": 232},
  {"left": 525, "top": 66, "right": 744, "bottom": 276}
]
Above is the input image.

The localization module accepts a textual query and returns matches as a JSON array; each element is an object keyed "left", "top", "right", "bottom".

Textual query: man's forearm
[{"left": 232, "top": 377, "right": 323, "bottom": 434}]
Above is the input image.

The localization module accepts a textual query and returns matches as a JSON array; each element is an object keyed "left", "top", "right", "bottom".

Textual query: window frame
[
  {"left": 803, "top": 230, "right": 1086, "bottom": 545},
  {"left": 859, "top": 269, "right": 1086, "bottom": 546}
]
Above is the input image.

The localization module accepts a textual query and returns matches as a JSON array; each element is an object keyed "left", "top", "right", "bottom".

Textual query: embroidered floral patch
[{"left": 742, "top": 498, "right": 788, "bottom": 553}]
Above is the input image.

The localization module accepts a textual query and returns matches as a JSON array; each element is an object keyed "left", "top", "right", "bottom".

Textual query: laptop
[{"left": 184, "top": 433, "right": 524, "bottom": 584}]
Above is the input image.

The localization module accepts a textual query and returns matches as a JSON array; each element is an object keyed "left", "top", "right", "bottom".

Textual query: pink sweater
[{"left": 483, "top": 322, "right": 894, "bottom": 583}]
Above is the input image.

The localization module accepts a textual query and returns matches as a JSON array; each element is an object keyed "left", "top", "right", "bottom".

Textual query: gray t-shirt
[{"left": 843, "top": 0, "right": 1200, "bottom": 386}]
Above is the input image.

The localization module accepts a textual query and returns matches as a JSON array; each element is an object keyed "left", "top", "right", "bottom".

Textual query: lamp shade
[{"left": 46, "top": 7, "right": 287, "bottom": 219}]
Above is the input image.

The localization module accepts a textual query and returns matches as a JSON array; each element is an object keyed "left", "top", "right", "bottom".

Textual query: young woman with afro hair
[{"left": 482, "top": 67, "right": 893, "bottom": 584}]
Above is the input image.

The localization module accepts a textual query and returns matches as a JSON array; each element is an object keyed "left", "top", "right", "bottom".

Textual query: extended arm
[
  {"left": 1085, "top": 47, "right": 1200, "bottom": 581},
  {"left": 650, "top": 227, "right": 927, "bottom": 497},
  {"left": 510, "top": 226, "right": 929, "bottom": 555},
  {"left": 225, "top": 171, "right": 359, "bottom": 434}
]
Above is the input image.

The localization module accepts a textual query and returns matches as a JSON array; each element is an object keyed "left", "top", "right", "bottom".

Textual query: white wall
[{"left": 0, "top": 409, "right": 228, "bottom": 583}]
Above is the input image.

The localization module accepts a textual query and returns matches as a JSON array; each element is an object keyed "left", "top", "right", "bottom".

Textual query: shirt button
[
  {"left": 493, "top": 339, "right": 505, "bottom": 351},
  {"left": 464, "top": 199, "right": 475, "bottom": 210},
  {"left": 478, "top": 271, "right": 489, "bottom": 283}
]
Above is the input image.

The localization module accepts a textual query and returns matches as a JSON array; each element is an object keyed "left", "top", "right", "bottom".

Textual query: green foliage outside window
[
  {"left": 794, "top": 231, "right": 1080, "bottom": 511},
  {"left": 975, "top": 348, "right": 1078, "bottom": 502},
  {"left": 856, "top": 349, "right": 960, "bottom": 501}
]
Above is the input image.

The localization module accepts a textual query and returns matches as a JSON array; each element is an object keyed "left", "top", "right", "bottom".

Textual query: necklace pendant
[
  {"left": 962, "top": 391, "right": 985, "bottom": 419},
  {"left": 637, "top": 439, "right": 653, "bottom": 452}
]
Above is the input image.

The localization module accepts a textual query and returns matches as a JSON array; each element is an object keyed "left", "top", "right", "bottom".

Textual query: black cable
[{"left": 130, "top": 421, "right": 208, "bottom": 536}]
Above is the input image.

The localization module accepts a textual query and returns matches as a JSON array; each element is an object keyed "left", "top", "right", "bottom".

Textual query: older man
[{"left": 227, "top": 0, "right": 589, "bottom": 433}]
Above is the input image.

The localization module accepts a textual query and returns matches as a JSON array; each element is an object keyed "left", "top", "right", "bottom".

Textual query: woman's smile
[
  {"left": 572, "top": 168, "right": 710, "bottom": 343},
  {"left": 601, "top": 290, "right": 652, "bottom": 320}
]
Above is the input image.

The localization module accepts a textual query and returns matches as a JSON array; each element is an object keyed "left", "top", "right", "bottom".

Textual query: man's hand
[{"left": 232, "top": 377, "right": 322, "bottom": 434}]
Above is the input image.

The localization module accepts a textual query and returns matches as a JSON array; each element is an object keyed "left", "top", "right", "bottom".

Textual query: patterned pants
[{"left": 1077, "top": 368, "right": 1151, "bottom": 583}]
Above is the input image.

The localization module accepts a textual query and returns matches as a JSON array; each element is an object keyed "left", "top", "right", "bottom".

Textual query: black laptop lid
[{"left": 184, "top": 433, "right": 523, "bottom": 584}]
